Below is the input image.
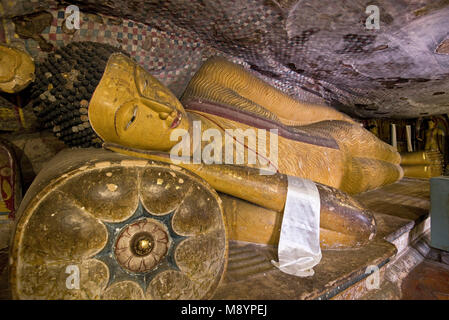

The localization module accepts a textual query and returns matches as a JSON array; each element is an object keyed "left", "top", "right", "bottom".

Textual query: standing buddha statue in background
[{"left": 424, "top": 119, "right": 445, "bottom": 152}]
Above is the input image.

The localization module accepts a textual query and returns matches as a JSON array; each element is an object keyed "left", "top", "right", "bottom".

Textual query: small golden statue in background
[
  {"left": 424, "top": 119, "right": 445, "bottom": 152},
  {"left": 0, "top": 44, "right": 35, "bottom": 94}
]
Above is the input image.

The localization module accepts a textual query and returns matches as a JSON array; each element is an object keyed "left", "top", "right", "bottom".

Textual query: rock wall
[{"left": 1, "top": 0, "right": 449, "bottom": 118}]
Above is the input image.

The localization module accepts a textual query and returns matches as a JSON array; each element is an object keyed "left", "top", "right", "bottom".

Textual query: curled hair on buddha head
[{"left": 30, "top": 41, "right": 129, "bottom": 148}]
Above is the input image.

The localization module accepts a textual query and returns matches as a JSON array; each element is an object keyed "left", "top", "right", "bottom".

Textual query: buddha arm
[
  {"left": 104, "top": 143, "right": 376, "bottom": 249},
  {"left": 104, "top": 143, "right": 286, "bottom": 211},
  {"left": 221, "top": 183, "right": 376, "bottom": 249}
]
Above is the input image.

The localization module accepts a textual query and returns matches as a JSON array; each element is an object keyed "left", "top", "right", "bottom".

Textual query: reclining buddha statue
[
  {"left": 88, "top": 53, "right": 402, "bottom": 195},
  {"left": 5, "top": 42, "right": 403, "bottom": 251},
  {"left": 20, "top": 42, "right": 404, "bottom": 244},
  {"left": 23, "top": 41, "right": 401, "bottom": 194},
  {"left": 4, "top": 41, "right": 401, "bottom": 299}
]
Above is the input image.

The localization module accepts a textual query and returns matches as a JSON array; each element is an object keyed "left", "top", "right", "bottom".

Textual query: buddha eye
[{"left": 125, "top": 106, "right": 138, "bottom": 130}]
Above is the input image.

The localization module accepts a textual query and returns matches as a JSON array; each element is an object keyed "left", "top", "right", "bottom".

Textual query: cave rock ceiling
[{"left": 4, "top": 0, "right": 449, "bottom": 119}]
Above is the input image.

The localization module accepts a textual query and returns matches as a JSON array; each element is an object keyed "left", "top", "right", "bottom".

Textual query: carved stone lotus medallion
[{"left": 9, "top": 149, "right": 227, "bottom": 300}]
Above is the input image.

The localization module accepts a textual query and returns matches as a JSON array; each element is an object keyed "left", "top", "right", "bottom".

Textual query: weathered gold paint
[
  {"left": 0, "top": 44, "right": 35, "bottom": 93},
  {"left": 103, "top": 143, "right": 287, "bottom": 212},
  {"left": 90, "top": 54, "right": 402, "bottom": 195},
  {"left": 84, "top": 54, "right": 392, "bottom": 257},
  {"left": 103, "top": 144, "right": 376, "bottom": 249},
  {"left": 181, "top": 57, "right": 355, "bottom": 126},
  {"left": 10, "top": 149, "right": 228, "bottom": 300},
  {"left": 89, "top": 53, "right": 189, "bottom": 151},
  {"left": 220, "top": 185, "right": 376, "bottom": 250},
  {"left": 401, "top": 150, "right": 443, "bottom": 165},
  {"left": 402, "top": 164, "right": 442, "bottom": 178},
  {"left": 401, "top": 151, "right": 443, "bottom": 178}
]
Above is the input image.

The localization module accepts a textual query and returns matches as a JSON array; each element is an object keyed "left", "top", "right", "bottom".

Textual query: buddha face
[
  {"left": 0, "top": 44, "right": 35, "bottom": 93},
  {"left": 89, "top": 53, "right": 190, "bottom": 151}
]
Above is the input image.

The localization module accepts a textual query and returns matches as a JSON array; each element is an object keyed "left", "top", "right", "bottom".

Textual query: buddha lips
[{"left": 170, "top": 111, "right": 182, "bottom": 129}]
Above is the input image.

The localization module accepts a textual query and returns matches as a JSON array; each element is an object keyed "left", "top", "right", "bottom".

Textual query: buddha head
[
  {"left": 30, "top": 42, "right": 189, "bottom": 150},
  {"left": 89, "top": 53, "right": 190, "bottom": 151},
  {"left": 0, "top": 44, "right": 35, "bottom": 93}
]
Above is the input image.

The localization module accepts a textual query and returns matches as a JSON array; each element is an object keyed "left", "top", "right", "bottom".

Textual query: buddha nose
[
  {"left": 159, "top": 112, "right": 169, "bottom": 120},
  {"left": 159, "top": 110, "right": 178, "bottom": 120}
]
